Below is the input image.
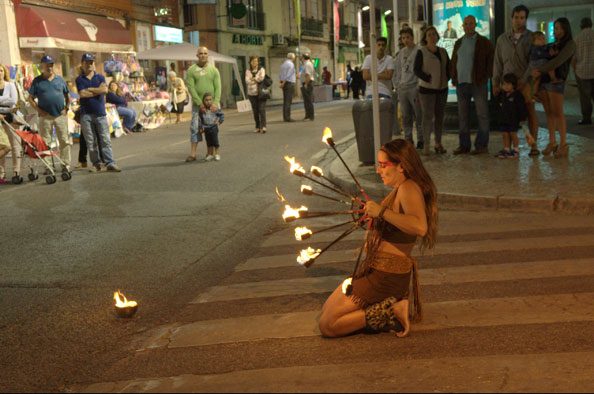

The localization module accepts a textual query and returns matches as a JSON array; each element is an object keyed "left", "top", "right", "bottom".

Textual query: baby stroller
[{"left": 1, "top": 117, "right": 72, "bottom": 184}]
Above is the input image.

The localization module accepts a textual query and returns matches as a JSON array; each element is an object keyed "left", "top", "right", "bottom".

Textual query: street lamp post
[{"left": 369, "top": 0, "right": 380, "bottom": 168}]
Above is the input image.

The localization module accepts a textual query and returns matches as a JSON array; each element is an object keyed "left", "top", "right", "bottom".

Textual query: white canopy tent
[{"left": 136, "top": 42, "right": 246, "bottom": 100}]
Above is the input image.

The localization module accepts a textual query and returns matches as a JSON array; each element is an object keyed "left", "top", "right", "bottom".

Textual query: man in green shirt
[{"left": 185, "top": 46, "right": 221, "bottom": 162}]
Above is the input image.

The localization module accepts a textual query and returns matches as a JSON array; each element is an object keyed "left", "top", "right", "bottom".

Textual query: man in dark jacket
[{"left": 451, "top": 15, "right": 495, "bottom": 155}]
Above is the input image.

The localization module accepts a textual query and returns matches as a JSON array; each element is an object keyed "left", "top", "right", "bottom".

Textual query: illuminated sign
[{"left": 154, "top": 26, "right": 183, "bottom": 43}]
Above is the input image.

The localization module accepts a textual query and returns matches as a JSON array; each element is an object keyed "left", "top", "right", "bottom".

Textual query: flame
[
  {"left": 297, "top": 247, "right": 321, "bottom": 265},
  {"left": 322, "top": 127, "right": 333, "bottom": 145},
  {"left": 284, "top": 155, "right": 305, "bottom": 175},
  {"left": 341, "top": 277, "right": 352, "bottom": 294},
  {"left": 294, "top": 226, "right": 313, "bottom": 241},
  {"left": 275, "top": 186, "right": 286, "bottom": 202},
  {"left": 311, "top": 166, "right": 324, "bottom": 177},
  {"left": 282, "top": 204, "right": 308, "bottom": 222},
  {"left": 114, "top": 290, "right": 137, "bottom": 308},
  {"left": 300, "top": 184, "right": 313, "bottom": 194}
]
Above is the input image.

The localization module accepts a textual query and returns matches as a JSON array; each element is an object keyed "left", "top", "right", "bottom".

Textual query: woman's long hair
[
  {"left": 362, "top": 139, "right": 438, "bottom": 269},
  {"left": 0, "top": 63, "right": 10, "bottom": 82},
  {"left": 108, "top": 81, "right": 123, "bottom": 97},
  {"left": 554, "top": 17, "right": 573, "bottom": 50}
]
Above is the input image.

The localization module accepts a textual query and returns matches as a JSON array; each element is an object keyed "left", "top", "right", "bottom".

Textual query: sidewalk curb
[{"left": 327, "top": 139, "right": 594, "bottom": 216}]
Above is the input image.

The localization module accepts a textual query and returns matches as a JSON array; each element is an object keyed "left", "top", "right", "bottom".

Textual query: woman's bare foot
[{"left": 392, "top": 299, "right": 410, "bottom": 338}]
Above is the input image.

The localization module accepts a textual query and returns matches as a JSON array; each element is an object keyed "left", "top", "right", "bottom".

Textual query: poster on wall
[{"left": 432, "top": 0, "right": 492, "bottom": 98}]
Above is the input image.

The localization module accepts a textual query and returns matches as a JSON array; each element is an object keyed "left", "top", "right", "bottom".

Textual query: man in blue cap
[
  {"left": 75, "top": 53, "right": 121, "bottom": 172},
  {"left": 28, "top": 54, "right": 72, "bottom": 172}
]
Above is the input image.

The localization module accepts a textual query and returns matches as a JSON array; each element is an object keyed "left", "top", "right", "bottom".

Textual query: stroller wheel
[
  {"left": 45, "top": 175, "right": 56, "bottom": 185},
  {"left": 28, "top": 173, "right": 39, "bottom": 181},
  {"left": 61, "top": 172, "right": 72, "bottom": 181},
  {"left": 12, "top": 175, "right": 23, "bottom": 184}
]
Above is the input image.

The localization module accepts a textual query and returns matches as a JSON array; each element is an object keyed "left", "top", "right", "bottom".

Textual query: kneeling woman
[{"left": 319, "top": 139, "right": 437, "bottom": 338}]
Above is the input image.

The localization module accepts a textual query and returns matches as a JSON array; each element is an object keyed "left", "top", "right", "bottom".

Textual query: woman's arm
[
  {"left": 380, "top": 181, "right": 428, "bottom": 237},
  {"left": 256, "top": 68, "right": 265, "bottom": 83},
  {"left": 106, "top": 92, "right": 126, "bottom": 106},
  {"left": 0, "top": 83, "right": 17, "bottom": 107},
  {"left": 245, "top": 70, "right": 253, "bottom": 85},
  {"left": 413, "top": 51, "right": 431, "bottom": 83},
  {"left": 537, "top": 40, "right": 576, "bottom": 74}
]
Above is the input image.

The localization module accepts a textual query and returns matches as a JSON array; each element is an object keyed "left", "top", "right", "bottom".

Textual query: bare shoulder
[{"left": 399, "top": 179, "right": 423, "bottom": 195}]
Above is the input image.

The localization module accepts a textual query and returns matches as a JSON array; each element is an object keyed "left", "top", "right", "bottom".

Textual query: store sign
[
  {"left": 232, "top": 34, "right": 263, "bottom": 46},
  {"left": 154, "top": 26, "right": 183, "bottom": 43}
]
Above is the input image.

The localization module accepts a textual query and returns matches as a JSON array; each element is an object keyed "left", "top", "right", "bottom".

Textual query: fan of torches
[{"left": 279, "top": 127, "right": 372, "bottom": 283}]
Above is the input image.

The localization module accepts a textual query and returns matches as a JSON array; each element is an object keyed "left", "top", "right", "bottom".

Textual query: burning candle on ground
[
  {"left": 114, "top": 290, "right": 138, "bottom": 318},
  {"left": 282, "top": 204, "right": 308, "bottom": 222},
  {"left": 294, "top": 226, "right": 313, "bottom": 241},
  {"left": 297, "top": 247, "right": 321, "bottom": 266}
]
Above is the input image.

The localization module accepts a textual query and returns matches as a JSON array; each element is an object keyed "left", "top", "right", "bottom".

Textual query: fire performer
[{"left": 319, "top": 139, "right": 437, "bottom": 338}]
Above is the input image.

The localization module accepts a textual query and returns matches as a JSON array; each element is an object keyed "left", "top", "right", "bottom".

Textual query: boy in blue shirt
[{"left": 199, "top": 93, "right": 224, "bottom": 161}]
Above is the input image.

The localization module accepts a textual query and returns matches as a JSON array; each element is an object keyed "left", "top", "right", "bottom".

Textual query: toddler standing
[
  {"left": 496, "top": 73, "right": 528, "bottom": 158},
  {"left": 200, "top": 93, "right": 224, "bottom": 161}
]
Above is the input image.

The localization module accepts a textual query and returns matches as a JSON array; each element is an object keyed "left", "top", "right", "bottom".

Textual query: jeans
[
  {"left": 282, "top": 82, "right": 294, "bottom": 121},
  {"left": 190, "top": 107, "right": 203, "bottom": 143},
  {"left": 456, "top": 82, "right": 489, "bottom": 149},
  {"left": 576, "top": 75, "right": 594, "bottom": 121},
  {"left": 419, "top": 91, "right": 447, "bottom": 146},
  {"left": 398, "top": 86, "right": 423, "bottom": 144},
  {"left": 248, "top": 95, "right": 267, "bottom": 128},
  {"left": 80, "top": 114, "right": 115, "bottom": 167},
  {"left": 301, "top": 83, "right": 314, "bottom": 119},
  {"left": 204, "top": 126, "right": 219, "bottom": 148},
  {"left": 39, "top": 114, "right": 71, "bottom": 169},
  {"left": 117, "top": 106, "right": 137, "bottom": 130}
]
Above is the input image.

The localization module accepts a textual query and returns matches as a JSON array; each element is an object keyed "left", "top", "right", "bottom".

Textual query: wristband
[{"left": 379, "top": 206, "right": 387, "bottom": 219}]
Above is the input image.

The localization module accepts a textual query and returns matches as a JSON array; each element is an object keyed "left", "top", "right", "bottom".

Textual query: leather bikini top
[{"left": 381, "top": 201, "right": 417, "bottom": 245}]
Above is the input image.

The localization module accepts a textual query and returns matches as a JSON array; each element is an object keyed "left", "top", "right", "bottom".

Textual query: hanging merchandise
[{"left": 104, "top": 54, "right": 123, "bottom": 75}]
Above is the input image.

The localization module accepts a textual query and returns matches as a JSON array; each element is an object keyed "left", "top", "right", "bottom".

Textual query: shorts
[
  {"left": 348, "top": 268, "right": 411, "bottom": 308},
  {"left": 190, "top": 107, "right": 203, "bottom": 143},
  {"left": 541, "top": 80, "right": 565, "bottom": 94},
  {"left": 204, "top": 126, "right": 219, "bottom": 148}
]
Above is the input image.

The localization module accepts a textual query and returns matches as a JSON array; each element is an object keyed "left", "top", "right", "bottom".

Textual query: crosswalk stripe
[
  {"left": 237, "top": 234, "right": 594, "bottom": 271},
  {"left": 192, "top": 258, "right": 594, "bottom": 304},
  {"left": 77, "top": 351, "right": 594, "bottom": 393},
  {"left": 138, "top": 292, "right": 594, "bottom": 350}
]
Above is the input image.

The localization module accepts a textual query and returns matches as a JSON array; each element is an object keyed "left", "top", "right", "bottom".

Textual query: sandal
[
  {"left": 261, "top": 127, "right": 267, "bottom": 134},
  {"left": 542, "top": 142, "right": 558, "bottom": 155},
  {"left": 253, "top": 128, "right": 260, "bottom": 133},
  {"left": 185, "top": 155, "right": 196, "bottom": 162}
]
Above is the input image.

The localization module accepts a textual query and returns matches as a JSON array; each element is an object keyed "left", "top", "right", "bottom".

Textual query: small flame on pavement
[
  {"left": 282, "top": 204, "right": 308, "bottom": 222},
  {"left": 114, "top": 290, "right": 137, "bottom": 308},
  {"left": 311, "top": 166, "right": 324, "bottom": 177},
  {"left": 297, "top": 247, "right": 321, "bottom": 265},
  {"left": 322, "top": 127, "right": 333, "bottom": 145},
  {"left": 341, "top": 277, "right": 352, "bottom": 294},
  {"left": 284, "top": 155, "right": 305, "bottom": 175},
  {"left": 300, "top": 184, "right": 313, "bottom": 194},
  {"left": 294, "top": 226, "right": 313, "bottom": 241},
  {"left": 275, "top": 186, "right": 286, "bottom": 202}
]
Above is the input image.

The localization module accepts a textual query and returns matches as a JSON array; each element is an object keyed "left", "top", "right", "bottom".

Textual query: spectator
[
  {"left": 527, "top": 31, "right": 563, "bottom": 100},
  {"left": 0, "top": 62, "right": 22, "bottom": 181},
  {"left": 533, "top": 17, "right": 576, "bottom": 158},
  {"left": 279, "top": 52, "right": 296, "bottom": 122},
  {"left": 414, "top": 26, "right": 450, "bottom": 156},
  {"left": 394, "top": 27, "right": 424, "bottom": 149},
  {"left": 443, "top": 20, "right": 458, "bottom": 39},
  {"left": 451, "top": 15, "right": 494, "bottom": 155},
  {"left": 495, "top": 73, "right": 527, "bottom": 158},
  {"left": 322, "top": 66, "right": 332, "bottom": 85},
  {"left": 572, "top": 17, "right": 594, "bottom": 125},
  {"left": 199, "top": 93, "right": 224, "bottom": 161},
  {"left": 363, "top": 37, "right": 394, "bottom": 99},
  {"left": 186, "top": 46, "right": 221, "bottom": 162},
  {"left": 246, "top": 55, "right": 268, "bottom": 134},
  {"left": 28, "top": 56, "right": 71, "bottom": 173},
  {"left": 75, "top": 53, "right": 121, "bottom": 172},
  {"left": 350, "top": 66, "right": 364, "bottom": 99},
  {"left": 106, "top": 81, "right": 137, "bottom": 134},
  {"left": 167, "top": 71, "right": 188, "bottom": 124},
  {"left": 300, "top": 53, "right": 315, "bottom": 121},
  {"left": 494, "top": 5, "right": 539, "bottom": 156},
  {"left": 345, "top": 64, "right": 353, "bottom": 99}
]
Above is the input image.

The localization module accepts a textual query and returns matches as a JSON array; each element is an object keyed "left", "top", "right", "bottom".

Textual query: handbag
[
  {"left": 258, "top": 74, "right": 273, "bottom": 100},
  {"left": 236, "top": 99, "right": 252, "bottom": 112}
]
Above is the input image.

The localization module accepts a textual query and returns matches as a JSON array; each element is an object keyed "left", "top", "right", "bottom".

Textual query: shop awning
[
  {"left": 15, "top": 5, "right": 133, "bottom": 52},
  {"left": 136, "top": 42, "right": 236, "bottom": 64}
]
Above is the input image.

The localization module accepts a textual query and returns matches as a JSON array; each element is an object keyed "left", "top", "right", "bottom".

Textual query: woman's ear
[{"left": 397, "top": 163, "right": 405, "bottom": 174}]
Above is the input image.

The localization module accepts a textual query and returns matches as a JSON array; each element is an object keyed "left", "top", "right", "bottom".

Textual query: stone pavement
[{"left": 328, "top": 127, "right": 594, "bottom": 215}]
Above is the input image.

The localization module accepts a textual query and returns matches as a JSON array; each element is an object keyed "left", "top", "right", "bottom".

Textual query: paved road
[{"left": 72, "top": 209, "right": 594, "bottom": 392}]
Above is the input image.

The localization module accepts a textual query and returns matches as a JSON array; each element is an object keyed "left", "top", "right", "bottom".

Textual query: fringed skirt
[{"left": 348, "top": 251, "right": 422, "bottom": 321}]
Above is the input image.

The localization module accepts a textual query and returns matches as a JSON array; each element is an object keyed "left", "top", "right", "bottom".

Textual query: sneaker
[
  {"left": 89, "top": 166, "right": 101, "bottom": 173},
  {"left": 106, "top": 164, "right": 122, "bottom": 172},
  {"left": 496, "top": 149, "right": 510, "bottom": 159},
  {"left": 509, "top": 150, "right": 519, "bottom": 158},
  {"left": 75, "top": 162, "right": 87, "bottom": 169},
  {"left": 205, "top": 155, "right": 214, "bottom": 161},
  {"left": 214, "top": 154, "right": 220, "bottom": 161},
  {"left": 453, "top": 146, "right": 470, "bottom": 155},
  {"left": 470, "top": 147, "right": 488, "bottom": 155}
]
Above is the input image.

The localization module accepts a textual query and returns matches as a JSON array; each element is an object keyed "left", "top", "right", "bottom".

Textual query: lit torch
[
  {"left": 297, "top": 247, "right": 321, "bottom": 267},
  {"left": 282, "top": 204, "right": 308, "bottom": 223},
  {"left": 295, "top": 226, "right": 313, "bottom": 241},
  {"left": 114, "top": 290, "right": 138, "bottom": 318},
  {"left": 310, "top": 166, "right": 365, "bottom": 205},
  {"left": 301, "top": 184, "right": 351, "bottom": 205},
  {"left": 321, "top": 127, "right": 369, "bottom": 201}
]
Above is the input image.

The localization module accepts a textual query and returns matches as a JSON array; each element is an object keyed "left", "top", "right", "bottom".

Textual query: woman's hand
[
  {"left": 531, "top": 70, "right": 541, "bottom": 79},
  {"left": 364, "top": 201, "right": 382, "bottom": 218}
]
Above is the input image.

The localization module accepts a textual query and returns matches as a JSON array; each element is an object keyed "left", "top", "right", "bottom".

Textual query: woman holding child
[
  {"left": 319, "top": 139, "right": 437, "bottom": 338},
  {"left": 532, "top": 18, "right": 575, "bottom": 158}
]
